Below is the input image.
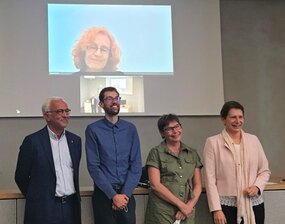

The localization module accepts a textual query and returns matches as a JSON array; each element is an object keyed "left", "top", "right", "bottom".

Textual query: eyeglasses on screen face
[
  {"left": 46, "top": 109, "right": 71, "bottom": 115},
  {"left": 103, "top": 96, "right": 121, "bottom": 103},
  {"left": 163, "top": 123, "right": 182, "bottom": 133},
  {"left": 86, "top": 44, "right": 110, "bottom": 54}
]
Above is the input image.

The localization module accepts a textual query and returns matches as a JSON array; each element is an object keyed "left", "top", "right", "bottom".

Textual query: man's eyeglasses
[
  {"left": 86, "top": 44, "right": 110, "bottom": 54},
  {"left": 46, "top": 109, "right": 71, "bottom": 115},
  {"left": 103, "top": 96, "right": 121, "bottom": 103},
  {"left": 163, "top": 123, "right": 182, "bottom": 133}
]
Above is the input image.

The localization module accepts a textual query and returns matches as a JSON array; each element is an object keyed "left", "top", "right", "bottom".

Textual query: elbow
[
  {"left": 149, "top": 182, "right": 160, "bottom": 192},
  {"left": 194, "top": 183, "right": 203, "bottom": 195}
]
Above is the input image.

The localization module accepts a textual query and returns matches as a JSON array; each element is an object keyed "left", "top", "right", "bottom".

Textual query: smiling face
[
  {"left": 44, "top": 99, "right": 70, "bottom": 134},
  {"left": 222, "top": 108, "right": 244, "bottom": 135},
  {"left": 99, "top": 90, "right": 121, "bottom": 116},
  {"left": 162, "top": 120, "right": 182, "bottom": 144},
  {"left": 84, "top": 33, "right": 111, "bottom": 72}
]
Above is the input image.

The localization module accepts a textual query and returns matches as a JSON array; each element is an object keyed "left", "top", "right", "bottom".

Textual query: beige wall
[
  {"left": 1, "top": 0, "right": 285, "bottom": 188},
  {"left": 220, "top": 0, "right": 285, "bottom": 176}
]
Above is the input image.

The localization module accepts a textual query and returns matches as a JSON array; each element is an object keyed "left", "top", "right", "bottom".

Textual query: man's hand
[{"left": 112, "top": 194, "right": 129, "bottom": 210}]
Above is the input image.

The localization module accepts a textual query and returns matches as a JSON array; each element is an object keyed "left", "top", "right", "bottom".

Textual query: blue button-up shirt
[{"left": 85, "top": 117, "right": 142, "bottom": 199}]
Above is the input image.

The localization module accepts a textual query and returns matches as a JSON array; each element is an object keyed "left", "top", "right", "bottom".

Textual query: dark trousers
[
  {"left": 23, "top": 194, "right": 81, "bottom": 224},
  {"left": 52, "top": 194, "right": 81, "bottom": 224},
  {"left": 92, "top": 187, "right": 136, "bottom": 224},
  {"left": 221, "top": 203, "right": 265, "bottom": 224}
]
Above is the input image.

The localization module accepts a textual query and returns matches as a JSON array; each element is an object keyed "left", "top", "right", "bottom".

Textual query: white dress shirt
[{"left": 48, "top": 127, "right": 75, "bottom": 196}]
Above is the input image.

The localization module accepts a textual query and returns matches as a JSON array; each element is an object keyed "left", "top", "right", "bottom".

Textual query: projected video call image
[
  {"left": 72, "top": 27, "right": 121, "bottom": 73},
  {"left": 80, "top": 76, "right": 145, "bottom": 114},
  {"left": 0, "top": 0, "right": 224, "bottom": 117},
  {"left": 47, "top": 4, "right": 168, "bottom": 114},
  {"left": 48, "top": 4, "right": 173, "bottom": 75}
]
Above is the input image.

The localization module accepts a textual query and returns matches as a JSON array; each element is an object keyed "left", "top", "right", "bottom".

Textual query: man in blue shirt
[{"left": 85, "top": 86, "right": 142, "bottom": 224}]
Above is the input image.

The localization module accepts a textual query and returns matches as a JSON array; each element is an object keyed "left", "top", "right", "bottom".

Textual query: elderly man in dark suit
[{"left": 15, "top": 97, "right": 82, "bottom": 224}]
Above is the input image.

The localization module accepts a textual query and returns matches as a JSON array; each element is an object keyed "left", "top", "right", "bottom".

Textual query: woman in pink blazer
[{"left": 203, "top": 101, "right": 270, "bottom": 224}]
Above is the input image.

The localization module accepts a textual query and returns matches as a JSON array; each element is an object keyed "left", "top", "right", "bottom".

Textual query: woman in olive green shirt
[{"left": 145, "top": 114, "right": 203, "bottom": 224}]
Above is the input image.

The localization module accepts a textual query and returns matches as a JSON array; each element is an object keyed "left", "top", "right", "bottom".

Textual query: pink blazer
[{"left": 203, "top": 132, "right": 270, "bottom": 212}]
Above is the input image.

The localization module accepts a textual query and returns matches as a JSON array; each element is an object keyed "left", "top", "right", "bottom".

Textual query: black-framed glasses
[
  {"left": 46, "top": 108, "right": 71, "bottom": 115},
  {"left": 103, "top": 96, "right": 121, "bottom": 103},
  {"left": 163, "top": 123, "right": 182, "bottom": 133},
  {"left": 86, "top": 44, "right": 110, "bottom": 54}
]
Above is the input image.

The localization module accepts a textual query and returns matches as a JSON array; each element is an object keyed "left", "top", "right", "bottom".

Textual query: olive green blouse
[{"left": 144, "top": 141, "right": 203, "bottom": 224}]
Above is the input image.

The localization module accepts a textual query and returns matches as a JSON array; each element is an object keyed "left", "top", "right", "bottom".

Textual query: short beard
[{"left": 104, "top": 107, "right": 120, "bottom": 116}]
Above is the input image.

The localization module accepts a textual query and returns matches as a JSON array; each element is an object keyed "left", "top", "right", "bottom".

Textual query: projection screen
[{"left": 0, "top": 0, "right": 224, "bottom": 117}]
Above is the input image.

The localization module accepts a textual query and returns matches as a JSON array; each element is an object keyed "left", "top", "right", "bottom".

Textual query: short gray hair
[{"left": 41, "top": 97, "right": 66, "bottom": 114}]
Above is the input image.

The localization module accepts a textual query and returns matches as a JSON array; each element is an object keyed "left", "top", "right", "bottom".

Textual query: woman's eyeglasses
[
  {"left": 86, "top": 44, "right": 110, "bottom": 54},
  {"left": 163, "top": 123, "right": 182, "bottom": 133}
]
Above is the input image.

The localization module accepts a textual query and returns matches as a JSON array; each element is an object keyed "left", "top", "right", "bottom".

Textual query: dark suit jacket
[{"left": 15, "top": 126, "right": 82, "bottom": 224}]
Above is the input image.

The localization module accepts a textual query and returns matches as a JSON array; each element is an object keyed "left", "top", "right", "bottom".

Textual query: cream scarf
[{"left": 222, "top": 129, "right": 255, "bottom": 224}]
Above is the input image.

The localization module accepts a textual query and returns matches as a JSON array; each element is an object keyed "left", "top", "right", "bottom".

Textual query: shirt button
[
  {"left": 179, "top": 166, "right": 182, "bottom": 169},
  {"left": 180, "top": 175, "right": 182, "bottom": 178}
]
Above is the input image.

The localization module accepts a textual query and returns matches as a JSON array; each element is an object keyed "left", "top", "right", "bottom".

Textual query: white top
[{"left": 48, "top": 127, "right": 75, "bottom": 196}]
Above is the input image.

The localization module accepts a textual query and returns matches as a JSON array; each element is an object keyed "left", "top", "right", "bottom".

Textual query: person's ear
[
  {"left": 43, "top": 112, "right": 50, "bottom": 121},
  {"left": 99, "top": 101, "right": 104, "bottom": 108},
  {"left": 159, "top": 131, "right": 165, "bottom": 139},
  {"left": 221, "top": 117, "right": 226, "bottom": 125}
]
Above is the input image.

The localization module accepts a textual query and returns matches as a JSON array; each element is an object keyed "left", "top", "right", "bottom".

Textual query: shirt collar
[
  {"left": 161, "top": 140, "right": 192, "bottom": 154},
  {"left": 47, "top": 126, "right": 66, "bottom": 140},
  {"left": 103, "top": 116, "right": 120, "bottom": 128}
]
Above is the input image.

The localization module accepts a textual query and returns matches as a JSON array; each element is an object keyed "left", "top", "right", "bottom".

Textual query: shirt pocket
[
  {"left": 183, "top": 156, "right": 196, "bottom": 179},
  {"left": 184, "top": 155, "right": 195, "bottom": 165},
  {"left": 160, "top": 158, "right": 176, "bottom": 184}
]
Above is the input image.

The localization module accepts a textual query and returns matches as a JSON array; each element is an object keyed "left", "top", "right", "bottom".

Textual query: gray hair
[{"left": 41, "top": 97, "right": 66, "bottom": 114}]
